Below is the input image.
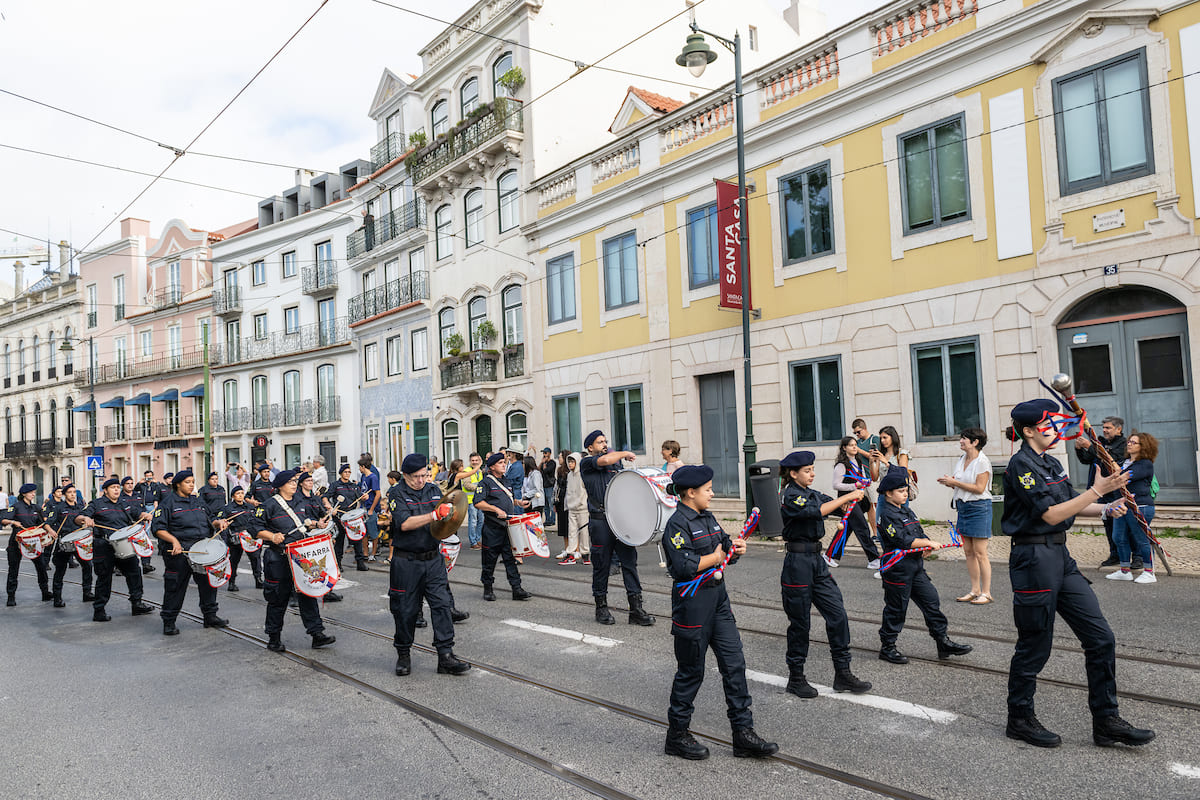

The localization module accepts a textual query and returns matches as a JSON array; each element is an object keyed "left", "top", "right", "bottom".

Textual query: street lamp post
[
  {"left": 59, "top": 336, "right": 96, "bottom": 500},
  {"left": 677, "top": 21, "right": 757, "bottom": 516}
]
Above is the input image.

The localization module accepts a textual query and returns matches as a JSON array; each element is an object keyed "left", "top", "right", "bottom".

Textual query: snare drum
[
  {"left": 60, "top": 529, "right": 94, "bottom": 561},
  {"left": 14, "top": 527, "right": 45, "bottom": 560},
  {"left": 187, "top": 538, "right": 231, "bottom": 588},
  {"left": 506, "top": 512, "right": 550, "bottom": 559},
  {"left": 440, "top": 534, "right": 461, "bottom": 573},
  {"left": 108, "top": 524, "right": 142, "bottom": 560},
  {"left": 604, "top": 467, "right": 678, "bottom": 547},
  {"left": 341, "top": 508, "right": 367, "bottom": 541}
]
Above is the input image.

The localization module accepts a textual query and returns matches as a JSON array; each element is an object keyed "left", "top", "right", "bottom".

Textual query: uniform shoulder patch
[
  {"left": 1019, "top": 472, "right": 1035, "bottom": 490},
  {"left": 153, "top": 508, "right": 162, "bottom": 518},
  {"left": 671, "top": 531, "right": 686, "bottom": 550},
  {"left": 793, "top": 495, "right": 806, "bottom": 507},
  {"left": 886, "top": 523, "right": 896, "bottom": 537}
]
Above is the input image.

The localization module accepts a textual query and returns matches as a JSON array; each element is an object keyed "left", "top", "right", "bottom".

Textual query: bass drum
[{"left": 604, "top": 467, "right": 677, "bottom": 547}]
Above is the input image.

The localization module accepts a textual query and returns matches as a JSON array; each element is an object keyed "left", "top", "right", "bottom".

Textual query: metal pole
[
  {"left": 203, "top": 325, "right": 212, "bottom": 477},
  {"left": 89, "top": 336, "right": 96, "bottom": 502},
  {"left": 732, "top": 31, "right": 756, "bottom": 517}
]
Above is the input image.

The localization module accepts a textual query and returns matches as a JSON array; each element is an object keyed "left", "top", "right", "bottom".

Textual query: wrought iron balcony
[
  {"left": 212, "top": 408, "right": 249, "bottom": 434},
  {"left": 73, "top": 347, "right": 221, "bottom": 388},
  {"left": 129, "top": 421, "right": 153, "bottom": 440},
  {"left": 3, "top": 441, "right": 28, "bottom": 458},
  {"left": 153, "top": 420, "right": 183, "bottom": 439},
  {"left": 182, "top": 416, "right": 204, "bottom": 436},
  {"left": 213, "top": 319, "right": 350, "bottom": 365},
  {"left": 503, "top": 343, "right": 525, "bottom": 379},
  {"left": 348, "top": 272, "right": 430, "bottom": 323},
  {"left": 370, "top": 131, "right": 406, "bottom": 171},
  {"left": 346, "top": 199, "right": 427, "bottom": 259},
  {"left": 315, "top": 397, "right": 341, "bottom": 424},
  {"left": 302, "top": 263, "right": 338, "bottom": 296},
  {"left": 211, "top": 398, "right": 340, "bottom": 432},
  {"left": 103, "top": 425, "right": 127, "bottom": 442},
  {"left": 76, "top": 428, "right": 96, "bottom": 448},
  {"left": 213, "top": 286, "right": 243, "bottom": 316},
  {"left": 35, "top": 438, "right": 62, "bottom": 455},
  {"left": 410, "top": 98, "right": 524, "bottom": 189},
  {"left": 153, "top": 285, "right": 183, "bottom": 310},
  {"left": 440, "top": 350, "right": 499, "bottom": 391}
]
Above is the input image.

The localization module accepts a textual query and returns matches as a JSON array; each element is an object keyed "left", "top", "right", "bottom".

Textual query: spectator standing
[
  {"left": 539, "top": 448, "right": 558, "bottom": 527},
  {"left": 1075, "top": 417, "right": 1131, "bottom": 569},
  {"left": 311, "top": 456, "right": 329, "bottom": 494},
  {"left": 852, "top": 419, "right": 882, "bottom": 539},
  {"left": 459, "top": 453, "right": 484, "bottom": 550},
  {"left": 553, "top": 451, "right": 570, "bottom": 557},
  {"left": 562, "top": 453, "right": 590, "bottom": 564},
  {"left": 661, "top": 440, "right": 684, "bottom": 475},
  {"left": 359, "top": 456, "right": 382, "bottom": 561},
  {"left": 504, "top": 449, "right": 524, "bottom": 497},
  {"left": 225, "top": 463, "right": 251, "bottom": 494},
  {"left": 1106, "top": 432, "right": 1159, "bottom": 584},
  {"left": 829, "top": 437, "right": 881, "bottom": 571},
  {"left": 522, "top": 456, "right": 545, "bottom": 522},
  {"left": 938, "top": 428, "right": 994, "bottom": 604}
]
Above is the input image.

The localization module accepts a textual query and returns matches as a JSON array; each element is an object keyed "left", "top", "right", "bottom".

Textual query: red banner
[{"left": 715, "top": 179, "right": 749, "bottom": 310}]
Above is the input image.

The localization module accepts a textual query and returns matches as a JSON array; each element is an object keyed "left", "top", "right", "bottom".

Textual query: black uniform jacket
[
  {"left": 780, "top": 483, "right": 831, "bottom": 542},
  {"left": 199, "top": 485, "right": 228, "bottom": 517},
  {"left": 389, "top": 480, "right": 442, "bottom": 554},
  {"left": 1001, "top": 442, "right": 1077, "bottom": 537},
  {"left": 579, "top": 454, "right": 619, "bottom": 516},
  {"left": 250, "top": 494, "right": 312, "bottom": 555},
  {"left": 152, "top": 492, "right": 214, "bottom": 547},
  {"left": 75, "top": 497, "right": 138, "bottom": 540},
  {"left": 474, "top": 474, "right": 517, "bottom": 546}
]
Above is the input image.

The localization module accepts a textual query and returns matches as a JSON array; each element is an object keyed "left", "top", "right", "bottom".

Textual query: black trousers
[
  {"left": 6, "top": 538, "right": 50, "bottom": 598},
  {"left": 389, "top": 554, "right": 454, "bottom": 652},
  {"left": 828, "top": 501, "right": 880, "bottom": 561},
  {"left": 228, "top": 543, "right": 262, "bottom": 582},
  {"left": 1008, "top": 542, "right": 1118, "bottom": 719},
  {"left": 160, "top": 550, "right": 219, "bottom": 622},
  {"left": 334, "top": 524, "right": 366, "bottom": 565},
  {"left": 480, "top": 534, "right": 523, "bottom": 590},
  {"left": 51, "top": 549, "right": 93, "bottom": 598},
  {"left": 668, "top": 585, "right": 753, "bottom": 731},
  {"left": 781, "top": 551, "right": 852, "bottom": 672},
  {"left": 92, "top": 539, "right": 144, "bottom": 610},
  {"left": 262, "top": 549, "right": 325, "bottom": 636},
  {"left": 879, "top": 556, "right": 948, "bottom": 646},
  {"left": 588, "top": 515, "right": 642, "bottom": 597}
]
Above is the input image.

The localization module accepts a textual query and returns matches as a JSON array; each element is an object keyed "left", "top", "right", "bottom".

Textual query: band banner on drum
[
  {"left": 238, "top": 528, "right": 262, "bottom": 552},
  {"left": 206, "top": 557, "right": 233, "bottom": 588},
  {"left": 15, "top": 529, "right": 44, "bottom": 560},
  {"left": 128, "top": 523, "right": 155, "bottom": 558},
  {"left": 285, "top": 532, "right": 340, "bottom": 598}
]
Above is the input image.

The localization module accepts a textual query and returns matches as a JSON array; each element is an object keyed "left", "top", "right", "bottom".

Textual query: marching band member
[
  {"left": 40, "top": 485, "right": 64, "bottom": 575},
  {"left": 250, "top": 469, "right": 336, "bottom": 653},
  {"left": 473, "top": 452, "right": 532, "bottom": 602},
  {"left": 199, "top": 472, "right": 228, "bottom": 517},
  {"left": 777, "top": 451, "right": 872, "bottom": 698},
  {"left": 152, "top": 470, "right": 228, "bottom": 636},
  {"left": 1002, "top": 399, "right": 1155, "bottom": 749},
  {"left": 3, "top": 482, "right": 54, "bottom": 605},
  {"left": 74, "top": 478, "right": 155, "bottom": 621},
  {"left": 876, "top": 466, "right": 972, "bottom": 665},
  {"left": 330, "top": 463, "right": 367, "bottom": 571},
  {"left": 298, "top": 471, "right": 342, "bottom": 602},
  {"left": 388, "top": 454, "right": 470, "bottom": 677},
  {"left": 122, "top": 476, "right": 156, "bottom": 574},
  {"left": 249, "top": 462, "right": 275, "bottom": 507},
  {"left": 217, "top": 486, "right": 260, "bottom": 592},
  {"left": 579, "top": 430, "right": 654, "bottom": 626},
  {"left": 46, "top": 484, "right": 93, "bottom": 606},
  {"left": 662, "top": 464, "right": 777, "bottom": 761}
]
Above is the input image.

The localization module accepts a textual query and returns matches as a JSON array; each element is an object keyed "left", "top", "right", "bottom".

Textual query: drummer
[
  {"left": 41, "top": 485, "right": 65, "bottom": 573},
  {"left": 474, "top": 452, "right": 533, "bottom": 603},
  {"left": 297, "top": 471, "right": 342, "bottom": 602},
  {"left": 3, "top": 482, "right": 54, "bottom": 606},
  {"left": 249, "top": 469, "right": 336, "bottom": 653},
  {"left": 152, "top": 469, "right": 229, "bottom": 636},
  {"left": 329, "top": 463, "right": 367, "bottom": 572},
  {"left": 387, "top": 453, "right": 470, "bottom": 677},
  {"left": 121, "top": 476, "right": 155, "bottom": 575},
  {"left": 579, "top": 430, "right": 654, "bottom": 626},
  {"left": 199, "top": 472, "right": 228, "bottom": 517},
  {"left": 217, "top": 486, "right": 260, "bottom": 592},
  {"left": 45, "top": 484, "right": 94, "bottom": 607},
  {"left": 74, "top": 478, "right": 155, "bottom": 621}
]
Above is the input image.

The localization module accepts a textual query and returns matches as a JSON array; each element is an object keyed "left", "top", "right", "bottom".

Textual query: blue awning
[
  {"left": 180, "top": 384, "right": 205, "bottom": 398},
  {"left": 126, "top": 393, "right": 152, "bottom": 406},
  {"left": 99, "top": 396, "right": 125, "bottom": 409},
  {"left": 72, "top": 401, "right": 95, "bottom": 413},
  {"left": 152, "top": 389, "right": 179, "bottom": 402}
]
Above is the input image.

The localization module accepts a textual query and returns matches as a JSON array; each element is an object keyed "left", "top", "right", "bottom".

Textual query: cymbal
[{"left": 432, "top": 489, "right": 468, "bottom": 540}]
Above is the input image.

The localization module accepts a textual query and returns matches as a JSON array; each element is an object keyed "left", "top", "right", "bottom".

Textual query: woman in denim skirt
[{"left": 938, "top": 428, "right": 993, "bottom": 604}]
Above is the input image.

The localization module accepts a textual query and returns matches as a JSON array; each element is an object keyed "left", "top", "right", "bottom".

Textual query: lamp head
[
  {"left": 58, "top": 340, "right": 74, "bottom": 353},
  {"left": 677, "top": 33, "right": 717, "bottom": 78}
]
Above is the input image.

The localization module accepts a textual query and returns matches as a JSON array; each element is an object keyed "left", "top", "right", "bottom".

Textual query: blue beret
[
  {"left": 296, "top": 471, "right": 312, "bottom": 483},
  {"left": 18, "top": 482, "right": 37, "bottom": 495},
  {"left": 272, "top": 469, "right": 298, "bottom": 489},
  {"left": 338, "top": 463, "right": 352, "bottom": 474},
  {"left": 780, "top": 451, "right": 815, "bottom": 469},
  {"left": 207, "top": 472, "right": 219, "bottom": 480},
  {"left": 63, "top": 483, "right": 76, "bottom": 492},
  {"left": 1011, "top": 399, "right": 1059, "bottom": 426},
  {"left": 671, "top": 464, "right": 713, "bottom": 490},
  {"left": 122, "top": 476, "right": 134, "bottom": 485},
  {"left": 584, "top": 430, "right": 604, "bottom": 448},
  {"left": 402, "top": 453, "right": 428, "bottom": 474},
  {"left": 101, "top": 478, "right": 120, "bottom": 490},
  {"left": 486, "top": 452, "right": 506, "bottom": 468},
  {"left": 230, "top": 485, "right": 246, "bottom": 496},
  {"left": 878, "top": 466, "right": 909, "bottom": 494},
  {"left": 171, "top": 469, "right": 193, "bottom": 487},
  {"left": 256, "top": 462, "right": 271, "bottom": 472}
]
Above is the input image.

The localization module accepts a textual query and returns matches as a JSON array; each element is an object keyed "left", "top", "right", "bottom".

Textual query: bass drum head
[{"left": 605, "top": 469, "right": 662, "bottom": 547}]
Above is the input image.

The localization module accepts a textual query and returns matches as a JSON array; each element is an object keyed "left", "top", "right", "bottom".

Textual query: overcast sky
[{"left": 0, "top": 0, "right": 867, "bottom": 270}]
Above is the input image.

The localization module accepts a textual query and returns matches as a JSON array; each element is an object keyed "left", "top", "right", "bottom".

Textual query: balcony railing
[
  {"left": 212, "top": 397, "right": 341, "bottom": 432},
  {"left": 153, "top": 420, "right": 183, "bottom": 439},
  {"left": 503, "top": 343, "right": 525, "bottom": 379},
  {"left": 302, "top": 263, "right": 338, "bottom": 295},
  {"left": 214, "top": 318, "right": 350, "bottom": 365},
  {"left": 76, "top": 428, "right": 96, "bottom": 448},
  {"left": 370, "top": 131, "right": 406, "bottom": 171},
  {"left": 440, "top": 350, "right": 499, "bottom": 391},
  {"left": 0, "top": 439, "right": 58, "bottom": 457},
  {"left": 153, "top": 285, "right": 183, "bottom": 310},
  {"left": 87, "top": 311, "right": 97, "bottom": 328},
  {"left": 114, "top": 303, "right": 125, "bottom": 321},
  {"left": 346, "top": 199, "right": 426, "bottom": 259},
  {"left": 104, "top": 424, "right": 127, "bottom": 442},
  {"left": 212, "top": 286, "right": 243, "bottom": 316},
  {"left": 348, "top": 272, "right": 430, "bottom": 323},
  {"left": 182, "top": 416, "right": 204, "bottom": 437},
  {"left": 3, "top": 441, "right": 26, "bottom": 458},
  {"left": 73, "top": 347, "right": 221, "bottom": 387},
  {"left": 410, "top": 98, "right": 523, "bottom": 186},
  {"left": 130, "top": 421, "right": 153, "bottom": 440}
]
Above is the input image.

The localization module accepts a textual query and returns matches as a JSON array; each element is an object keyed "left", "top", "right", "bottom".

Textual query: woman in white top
[{"left": 937, "top": 427, "right": 993, "bottom": 604}]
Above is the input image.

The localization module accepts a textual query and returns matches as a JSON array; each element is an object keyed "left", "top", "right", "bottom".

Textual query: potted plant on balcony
[
  {"left": 408, "top": 131, "right": 427, "bottom": 150},
  {"left": 497, "top": 66, "right": 525, "bottom": 95},
  {"left": 474, "top": 320, "right": 497, "bottom": 350},
  {"left": 444, "top": 332, "right": 464, "bottom": 357}
]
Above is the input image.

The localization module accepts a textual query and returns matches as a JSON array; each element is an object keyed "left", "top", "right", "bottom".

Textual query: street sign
[{"left": 86, "top": 455, "right": 103, "bottom": 471}]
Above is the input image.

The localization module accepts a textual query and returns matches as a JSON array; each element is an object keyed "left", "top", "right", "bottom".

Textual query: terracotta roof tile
[{"left": 628, "top": 85, "right": 684, "bottom": 114}]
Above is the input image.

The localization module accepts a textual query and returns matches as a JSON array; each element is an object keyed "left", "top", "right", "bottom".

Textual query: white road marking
[
  {"left": 237, "top": 568, "right": 254, "bottom": 575},
  {"left": 1172, "top": 764, "right": 1200, "bottom": 779},
  {"left": 502, "top": 619, "right": 622, "bottom": 648},
  {"left": 333, "top": 578, "right": 357, "bottom": 589},
  {"left": 745, "top": 669, "right": 957, "bottom": 723}
]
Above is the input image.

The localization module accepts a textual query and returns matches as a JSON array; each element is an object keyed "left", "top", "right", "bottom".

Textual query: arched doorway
[
  {"left": 474, "top": 414, "right": 492, "bottom": 456},
  {"left": 1056, "top": 286, "right": 1197, "bottom": 502}
]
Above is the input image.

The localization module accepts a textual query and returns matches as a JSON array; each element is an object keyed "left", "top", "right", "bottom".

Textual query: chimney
[
  {"left": 13, "top": 260, "right": 24, "bottom": 295},
  {"left": 119, "top": 218, "right": 151, "bottom": 239},
  {"left": 58, "top": 240, "right": 72, "bottom": 281}
]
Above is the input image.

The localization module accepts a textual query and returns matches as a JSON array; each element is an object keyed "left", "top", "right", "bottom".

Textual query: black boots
[
  {"left": 41, "top": 588, "right": 54, "bottom": 602},
  {"left": 482, "top": 585, "right": 496, "bottom": 601},
  {"left": 311, "top": 632, "right": 337, "bottom": 649},
  {"left": 1006, "top": 715, "right": 1062, "bottom": 748},
  {"left": 1093, "top": 715, "right": 1155, "bottom": 747},
  {"left": 451, "top": 606, "right": 469, "bottom": 623},
  {"left": 436, "top": 649, "right": 471, "bottom": 675},
  {"left": 732, "top": 727, "right": 779, "bottom": 758},
  {"left": 595, "top": 595, "right": 615, "bottom": 625},
  {"left": 93, "top": 608, "right": 111, "bottom": 622},
  {"left": 664, "top": 727, "right": 710, "bottom": 760},
  {"left": 163, "top": 620, "right": 180, "bottom": 636},
  {"left": 254, "top": 578, "right": 264, "bottom": 590},
  {"left": 936, "top": 636, "right": 973, "bottom": 659},
  {"left": 785, "top": 673, "right": 818, "bottom": 699},
  {"left": 833, "top": 669, "right": 872, "bottom": 694},
  {"left": 53, "top": 594, "right": 66, "bottom": 608},
  {"left": 82, "top": 589, "right": 95, "bottom": 602},
  {"left": 879, "top": 645, "right": 909, "bottom": 664},
  {"left": 142, "top": 563, "right": 156, "bottom": 574},
  {"left": 512, "top": 587, "right": 532, "bottom": 601},
  {"left": 324, "top": 591, "right": 343, "bottom": 602},
  {"left": 203, "top": 614, "right": 230, "bottom": 629},
  {"left": 395, "top": 650, "right": 412, "bottom": 676},
  {"left": 415, "top": 614, "right": 428, "bottom": 628},
  {"left": 627, "top": 593, "right": 655, "bottom": 626},
  {"left": 267, "top": 634, "right": 286, "bottom": 653},
  {"left": 131, "top": 601, "right": 154, "bottom": 616},
  {"left": 228, "top": 579, "right": 240, "bottom": 593},
  {"left": 4, "top": 595, "right": 13, "bottom": 607}
]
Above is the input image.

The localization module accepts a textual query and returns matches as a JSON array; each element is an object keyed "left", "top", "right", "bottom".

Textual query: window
[
  {"left": 165, "top": 399, "right": 180, "bottom": 436},
  {"left": 748, "top": 25, "right": 758, "bottom": 51},
  {"left": 252, "top": 375, "right": 269, "bottom": 427},
  {"left": 408, "top": 247, "right": 425, "bottom": 279},
  {"left": 553, "top": 394, "right": 581, "bottom": 454},
  {"left": 282, "top": 251, "right": 297, "bottom": 278},
  {"left": 1052, "top": 49, "right": 1153, "bottom": 195},
  {"left": 223, "top": 268, "right": 238, "bottom": 291},
  {"left": 223, "top": 321, "right": 239, "bottom": 360},
  {"left": 362, "top": 269, "right": 377, "bottom": 295},
  {"left": 63, "top": 327, "right": 73, "bottom": 368},
  {"left": 790, "top": 357, "right": 843, "bottom": 444},
  {"left": 546, "top": 254, "right": 576, "bottom": 325},
  {"left": 468, "top": 296, "right": 488, "bottom": 350},
  {"left": 48, "top": 332, "right": 56, "bottom": 370},
  {"left": 781, "top": 162, "right": 833, "bottom": 262},
  {"left": 493, "top": 52, "right": 514, "bottom": 98},
  {"left": 464, "top": 189, "right": 484, "bottom": 248},
  {"left": 411, "top": 328, "right": 429, "bottom": 371},
  {"left": 315, "top": 241, "right": 333, "bottom": 269},
  {"left": 603, "top": 232, "right": 639, "bottom": 309},
  {"left": 686, "top": 203, "right": 719, "bottom": 288},
  {"left": 2, "top": 345, "right": 8, "bottom": 379},
  {"left": 284, "top": 306, "right": 300, "bottom": 334},
  {"left": 253, "top": 313, "right": 268, "bottom": 340},
  {"left": 435, "top": 205, "right": 452, "bottom": 260},
  {"left": 912, "top": 337, "right": 983, "bottom": 440},
  {"left": 460, "top": 77, "right": 479, "bottom": 116},
  {"left": 502, "top": 285, "right": 523, "bottom": 345},
  {"left": 32, "top": 335, "right": 40, "bottom": 372},
  {"left": 316, "top": 364, "right": 336, "bottom": 422},
  {"left": 252, "top": 260, "right": 266, "bottom": 285},
  {"left": 413, "top": 418, "right": 430, "bottom": 458},
  {"left": 388, "top": 421, "right": 405, "bottom": 473},
  {"left": 439, "top": 308, "right": 456, "bottom": 358},
  {"left": 283, "top": 370, "right": 301, "bottom": 424},
  {"left": 139, "top": 330, "right": 153, "bottom": 358},
  {"left": 609, "top": 385, "right": 645, "bottom": 453},
  {"left": 431, "top": 100, "right": 449, "bottom": 137},
  {"left": 364, "top": 342, "right": 379, "bottom": 381},
  {"left": 899, "top": 115, "right": 969, "bottom": 233},
  {"left": 383, "top": 259, "right": 399, "bottom": 286},
  {"left": 86, "top": 285, "right": 97, "bottom": 326},
  {"left": 386, "top": 335, "right": 404, "bottom": 376},
  {"left": 506, "top": 410, "right": 528, "bottom": 451},
  {"left": 167, "top": 325, "right": 182, "bottom": 365},
  {"left": 113, "top": 406, "right": 125, "bottom": 440},
  {"left": 498, "top": 170, "right": 519, "bottom": 232},
  {"left": 199, "top": 318, "right": 210, "bottom": 349},
  {"left": 318, "top": 299, "right": 336, "bottom": 344},
  {"left": 113, "top": 275, "right": 125, "bottom": 320},
  {"left": 114, "top": 337, "right": 127, "bottom": 373},
  {"left": 442, "top": 419, "right": 460, "bottom": 464},
  {"left": 386, "top": 111, "right": 402, "bottom": 138},
  {"left": 168, "top": 260, "right": 181, "bottom": 295}
]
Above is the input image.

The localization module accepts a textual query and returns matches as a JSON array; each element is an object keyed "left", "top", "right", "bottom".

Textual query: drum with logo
[
  {"left": 341, "top": 508, "right": 368, "bottom": 541},
  {"left": 60, "top": 529, "right": 94, "bottom": 561},
  {"left": 506, "top": 512, "right": 550, "bottom": 559},
  {"left": 107, "top": 524, "right": 142, "bottom": 560},
  {"left": 187, "top": 537, "right": 232, "bottom": 588},
  {"left": 14, "top": 527, "right": 45, "bottom": 560},
  {"left": 440, "top": 534, "right": 461, "bottom": 573},
  {"left": 237, "top": 527, "right": 262, "bottom": 553},
  {"left": 127, "top": 523, "right": 155, "bottom": 558},
  {"left": 604, "top": 467, "right": 678, "bottom": 547}
]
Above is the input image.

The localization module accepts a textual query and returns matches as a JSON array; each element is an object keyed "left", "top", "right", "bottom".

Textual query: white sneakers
[
  {"left": 867, "top": 559, "right": 881, "bottom": 570},
  {"left": 823, "top": 554, "right": 839, "bottom": 568},
  {"left": 873, "top": 571, "right": 882, "bottom": 579},
  {"left": 1105, "top": 570, "right": 1134, "bottom": 581},
  {"left": 1134, "top": 571, "right": 1157, "bottom": 584}
]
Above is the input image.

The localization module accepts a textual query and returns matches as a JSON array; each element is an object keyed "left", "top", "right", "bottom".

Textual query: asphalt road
[{"left": 2, "top": 542, "right": 1198, "bottom": 800}]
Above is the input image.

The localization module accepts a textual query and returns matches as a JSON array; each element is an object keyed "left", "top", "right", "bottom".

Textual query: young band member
[
  {"left": 46, "top": 484, "right": 93, "bottom": 606},
  {"left": 662, "top": 464, "right": 777, "bottom": 761},
  {"left": 199, "top": 472, "right": 228, "bottom": 517},
  {"left": 473, "top": 452, "right": 532, "bottom": 602},
  {"left": 217, "top": 486, "right": 260, "bottom": 592},
  {"left": 579, "top": 430, "right": 654, "bottom": 626},
  {"left": 330, "top": 463, "right": 367, "bottom": 571},
  {"left": 876, "top": 466, "right": 972, "bottom": 665},
  {"left": 121, "top": 476, "right": 156, "bottom": 575},
  {"left": 152, "top": 470, "right": 229, "bottom": 636},
  {"left": 778, "top": 451, "right": 872, "bottom": 698},
  {"left": 250, "top": 469, "right": 336, "bottom": 653},
  {"left": 388, "top": 454, "right": 470, "bottom": 677},
  {"left": 3, "top": 482, "right": 54, "bottom": 605},
  {"left": 249, "top": 462, "right": 275, "bottom": 507},
  {"left": 74, "top": 478, "right": 155, "bottom": 621},
  {"left": 1002, "top": 399, "right": 1155, "bottom": 749}
]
